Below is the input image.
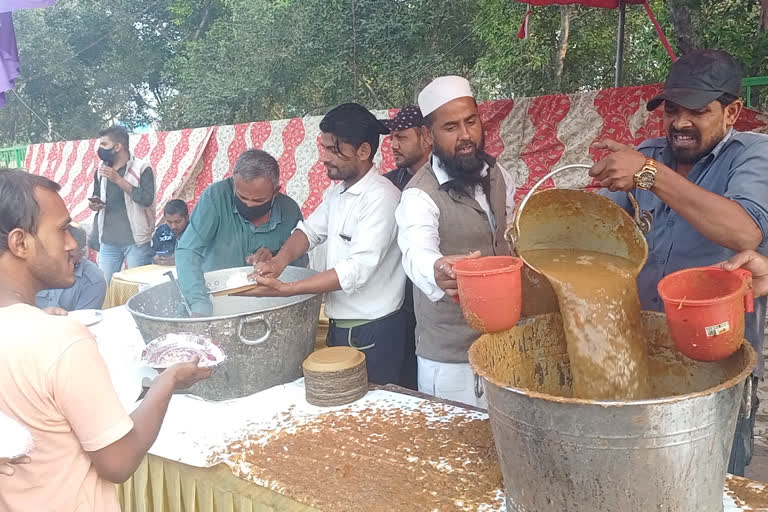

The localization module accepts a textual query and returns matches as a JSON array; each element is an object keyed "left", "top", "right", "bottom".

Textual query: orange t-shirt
[{"left": 0, "top": 303, "right": 134, "bottom": 512}]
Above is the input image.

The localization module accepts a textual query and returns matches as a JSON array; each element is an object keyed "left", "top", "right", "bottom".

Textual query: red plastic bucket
[
  {"left": 453, "top": 256, "right": 524, "bottom": 333},
  {"left": 657, "top": 267, "right": 754, "bottom": 361}
]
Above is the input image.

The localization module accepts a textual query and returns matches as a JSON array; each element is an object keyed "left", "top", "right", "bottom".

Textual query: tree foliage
[{"left": 1, "top": 0, "right": 766, "bottom": 146}]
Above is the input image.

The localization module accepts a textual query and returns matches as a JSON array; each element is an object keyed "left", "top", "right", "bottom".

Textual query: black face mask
[
  {"left": 235, "top": 195, "right": 274, "bottom": 221},
  {"left": 97, "top": 146, "right": 116, "bottom": 166}
]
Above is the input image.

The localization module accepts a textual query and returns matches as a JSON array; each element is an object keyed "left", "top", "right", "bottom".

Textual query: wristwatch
[{"left": 633, "top": 158, "right": 658, "bottom": 190}]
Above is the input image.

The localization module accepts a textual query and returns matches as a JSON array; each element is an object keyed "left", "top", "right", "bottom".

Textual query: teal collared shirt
[{"left": 176, "top": 178, "right": 308, "bottom": 314}]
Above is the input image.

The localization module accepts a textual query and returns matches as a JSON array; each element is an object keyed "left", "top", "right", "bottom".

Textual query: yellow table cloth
[
  {"left": 103, "top": 264, "right": 176, "bottom": 308},
  {"left": 119, "top": 454, "right": 319, "bottom": 512}
]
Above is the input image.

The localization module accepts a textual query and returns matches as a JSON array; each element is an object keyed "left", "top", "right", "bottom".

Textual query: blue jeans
[
  {"left": 99, "top": 242, "right": 154, "bottom": 284},
  {"left": 728, "top": 376, "right": 759, "bottom": 476}
]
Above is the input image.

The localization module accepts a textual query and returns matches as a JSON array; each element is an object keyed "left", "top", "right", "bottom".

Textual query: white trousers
[{"left": 417, "top": 356, "right": 488, "bottom": 410}]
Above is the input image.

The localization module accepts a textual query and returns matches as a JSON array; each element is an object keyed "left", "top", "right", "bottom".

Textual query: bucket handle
[
  {"left": 733, "top": 268, "right": 755, "bottom": 313},
  {"left": 505, "top": 164, "right": 653, "bottom": 246},
  {"left": 238, "top": 316, "right": 272, "bottom": 346}
]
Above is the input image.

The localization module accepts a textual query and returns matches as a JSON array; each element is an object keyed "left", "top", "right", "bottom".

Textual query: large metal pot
[
  {"left": 127, "top": 266, "right": 322, "bottom": 400},
  {"left": 468, "top": 312, "right": 756, "bottom": 512}
]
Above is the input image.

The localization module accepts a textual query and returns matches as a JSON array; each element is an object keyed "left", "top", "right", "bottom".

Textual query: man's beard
[
  {"left": 433, "top": 135, "right": 487, "bottom": 194},
  {"left": 30, "top": 238, "right": 75, "bottom": 291},
  {"left": 667, "top": 126, "right": 726, "bottom": 164}
]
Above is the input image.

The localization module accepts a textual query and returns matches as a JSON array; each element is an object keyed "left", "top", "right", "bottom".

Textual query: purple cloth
[
  {"left": 0, "top": 12, "right": 19, "bottom": 107},
  {"left": 0, "top": 1, "right": 56, "bottom": 14},
  {"left": 0, "top": 1, "right": 55, "bottom": 107}
]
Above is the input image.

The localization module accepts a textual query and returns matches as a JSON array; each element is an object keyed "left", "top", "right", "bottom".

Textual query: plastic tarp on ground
[{"left": 23, "top": 84, "right": 768, "bottom": 226}]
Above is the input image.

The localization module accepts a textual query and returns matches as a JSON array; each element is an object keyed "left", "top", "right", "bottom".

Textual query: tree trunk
[
  {"left": 760, "top": 0, "right": 768, "bottom": 31},
  {"left": 554, "top": 5, "right": 572, "bottom": 91},
  {"left": 667, "top": 0, "right": 699, "bottom": 55}
]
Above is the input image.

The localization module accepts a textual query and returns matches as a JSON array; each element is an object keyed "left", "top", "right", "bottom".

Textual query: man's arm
[
  {"left": 106, "top": 166, "right": 155, "bottom": 208},
  {"left": 87, "top": 360, "right": 210, "bottom": 483},
  {"left": 175, "top": 191, "right": 219, "bottom": 315},
  {"left": 249, "top": 191, "right": 397, "bottom": 297},
  {"left": 652, "top": 166, "right": 761, "bottom": 251},
  {"left": 395, "top": 189, "right": 445, "bottom": 301},
  {"left": 52, "top": 332, "right": 209, "bottom": 484},
  {"left": 590, "top": 140, "right": 765, "bottom": 252}
]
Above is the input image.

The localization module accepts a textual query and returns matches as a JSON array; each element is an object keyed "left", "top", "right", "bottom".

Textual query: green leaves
[{"left": 2, "top": 0, "right": 766, "bottom": 146}]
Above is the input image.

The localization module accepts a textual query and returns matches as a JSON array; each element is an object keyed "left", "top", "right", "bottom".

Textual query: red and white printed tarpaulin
[{"left": 24, "top": 84, "right": 768, "bottom": 231}]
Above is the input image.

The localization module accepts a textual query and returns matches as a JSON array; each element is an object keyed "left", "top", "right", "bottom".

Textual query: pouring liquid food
[{"left": 522, "top": 248, "right": 650, "bottom": 400}]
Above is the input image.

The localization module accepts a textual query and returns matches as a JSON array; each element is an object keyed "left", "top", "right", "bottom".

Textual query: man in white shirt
[
  {"left": 395, "top": 76, "right": 517, "bottom": 408},
  {"left": 247, "top": 103, "right": 407, "bottom": 385}
]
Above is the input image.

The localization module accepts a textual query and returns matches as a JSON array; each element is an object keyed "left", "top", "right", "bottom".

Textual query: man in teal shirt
[{"left": 176, "top": 149, "right": 307, "bottom": 315}]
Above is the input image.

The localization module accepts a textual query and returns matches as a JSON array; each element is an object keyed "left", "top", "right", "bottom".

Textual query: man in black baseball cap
[
  {"left": 590, "top": 49, "right": 768, "bottom": 476},
  {"left": 380, "top": 105, "right": 432, "bottom": 191},
  {"left": 646, "top": 50, "right": 743, "bottom": 112},
  {"left": 379, "top": 105, "right": 433, "bottom": 390}
]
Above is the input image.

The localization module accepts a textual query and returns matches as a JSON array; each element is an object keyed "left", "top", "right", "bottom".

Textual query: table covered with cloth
[
  {"left": 112, "top": 381, "right": 768, "bottom": 512},
  {"left": 103, "top": 264, "right": 177, "bottom": 308},
  {"left": 87, "top": 308, "right": 768, "bottom": 512}
]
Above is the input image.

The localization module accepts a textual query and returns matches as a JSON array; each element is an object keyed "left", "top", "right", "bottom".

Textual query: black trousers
[{"left": 327, "top": 309, "right": 407, "bottom": 385}]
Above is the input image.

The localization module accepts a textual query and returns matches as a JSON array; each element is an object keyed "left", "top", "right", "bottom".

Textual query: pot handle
[
  {"left": 505, "top": 163, "right": 653, "bottom": 245},
  {"left": 733, "top": 269, "right": 754, "bottom": 313},
  {"left": 238, "top": 316, "right": 272, "bottom": 346}
]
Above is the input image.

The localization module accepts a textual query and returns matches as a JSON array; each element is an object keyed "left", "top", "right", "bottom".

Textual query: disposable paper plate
[
  {"left": 207, "top": 270, "right": 260, "bottom": 297},
  {"left": 141, "top": 333, "right": 226, "bottom": 369},
  {"left": 0, "top": 411, "right": 34, "bottom": 460},
  {"left": 68, "top": 309, "right": 102, "bottom": 326}
]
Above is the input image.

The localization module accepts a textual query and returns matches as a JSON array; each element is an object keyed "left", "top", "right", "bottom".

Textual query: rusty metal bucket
[
  {"left": 506, "top": 164, "right": 652, "bottom": 317},
  {"left": 469, "top": 311, "right": 756, "bottom": 511}
]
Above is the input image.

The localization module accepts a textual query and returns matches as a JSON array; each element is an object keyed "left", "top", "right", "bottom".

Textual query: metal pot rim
[
  {"left": 126, "top": 291, "right": 319, "bottom": 322},
  {"left": 473, "top": 312, "right": 757, "bottom": 408}
]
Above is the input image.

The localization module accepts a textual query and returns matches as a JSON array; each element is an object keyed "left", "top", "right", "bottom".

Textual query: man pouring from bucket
[
  {"left": 395, "top": 76, "right": 517, "bottom": 408},
  {"left": 592, "top": 49, "right": 768, "bottom": 476}
]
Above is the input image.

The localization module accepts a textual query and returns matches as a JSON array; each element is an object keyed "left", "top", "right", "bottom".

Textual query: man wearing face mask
[
  {"left": 395, "top": 76, "right": 516, "bottom": 408},
  {"left": 175, "top": 149, "right": 307, "bottom": 316},
  {"left": 592, "top": 50, "right": 768, "bottom": 476},
  {"left": 89, "top": 125, "right": 156, "bottom": 284}
]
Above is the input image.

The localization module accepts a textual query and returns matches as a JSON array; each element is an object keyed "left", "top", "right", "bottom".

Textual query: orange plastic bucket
[
  {"left": 657, "top": 267, "right": 754, "bottom": 361},
  {"left": 453, "top": 256, "right": 524, "bottom": 333}
]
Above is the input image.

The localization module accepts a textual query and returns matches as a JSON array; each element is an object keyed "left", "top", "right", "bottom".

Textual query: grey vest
[{"left": 406, "top": 158, "right": 511, "bottom": 363}]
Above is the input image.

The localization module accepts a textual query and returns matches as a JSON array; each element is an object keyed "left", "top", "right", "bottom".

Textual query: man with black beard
[
  {"left": 395, "top": 76, "right": 516, "bottom": 407},
  {"left": 592, "top": 50, "right": 768, "bottom": 476}
]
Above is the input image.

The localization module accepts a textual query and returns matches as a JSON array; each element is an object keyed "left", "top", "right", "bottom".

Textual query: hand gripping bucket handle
[{"left": 505, "top": 164, "right": 654, "bottom": 246}]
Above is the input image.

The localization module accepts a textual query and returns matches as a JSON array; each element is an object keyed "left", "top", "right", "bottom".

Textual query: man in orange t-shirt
[{"left": 0, "top": 169, "right": 211, "bottom": 511}]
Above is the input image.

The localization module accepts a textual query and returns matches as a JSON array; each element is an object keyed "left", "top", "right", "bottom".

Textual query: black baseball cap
[
  {"left": 647, "top": 50, "right": 743, "bottom": 111},
  {"left": 380, "top": 105, "right": 425, "bottom": 132}
]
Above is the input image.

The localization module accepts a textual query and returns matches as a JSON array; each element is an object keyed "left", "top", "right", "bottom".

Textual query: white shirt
[
  {"left": 395, "top": 156, "right": 516, "bottom": 302},
  {"left": 297, "top": 167, "right": 406, "bottom": 320}
]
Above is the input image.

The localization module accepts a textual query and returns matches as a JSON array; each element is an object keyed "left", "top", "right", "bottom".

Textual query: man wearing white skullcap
[{"left": 394, "top": 76, "right": 517, "bottom": 408}]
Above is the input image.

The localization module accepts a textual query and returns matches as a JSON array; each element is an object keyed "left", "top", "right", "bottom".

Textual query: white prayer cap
[{"left": 418, "top": 76, "right": 474, "bottom": 117}]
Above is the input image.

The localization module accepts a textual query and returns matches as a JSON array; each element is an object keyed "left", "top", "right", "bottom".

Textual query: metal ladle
[{"left": 164, "top": 270, "right": 193, "bottom": 318}]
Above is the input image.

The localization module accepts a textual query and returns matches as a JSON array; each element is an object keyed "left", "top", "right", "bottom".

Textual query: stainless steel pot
[
  {"left": 468, "top": 312, "right": 756, "bottom": 512},
  {"left": 127, "top": 266, "right": 322, "bottom": 400}
]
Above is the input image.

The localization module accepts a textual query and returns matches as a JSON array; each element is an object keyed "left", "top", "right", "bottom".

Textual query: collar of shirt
[
  {"left": 431, "top": 155, "right": 489, "bottom": 186},
  {"left": 73, "top": 260, "right": 84, "bottom": 278},
  {"left": 227, "top": 178, "right": 284, "bottom": 232},
  {"left": 340, "top": 165, "right": 380, "bottom": 196}
]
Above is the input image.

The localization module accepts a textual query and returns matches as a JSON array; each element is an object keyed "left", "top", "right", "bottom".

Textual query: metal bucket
[
  {"left": 127, "top": 266, "right": 322, "bottom": 401},
  {"left": 507, "top": 164, "right": 652, "bottom": 317},
  {"left": 468, "top": 312, "right": 756, "bottom": 512}
]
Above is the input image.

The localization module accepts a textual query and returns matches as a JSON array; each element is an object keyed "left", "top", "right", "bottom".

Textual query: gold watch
[{"left": 633, "top": 158, "right": 658, "bottom": 190}]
